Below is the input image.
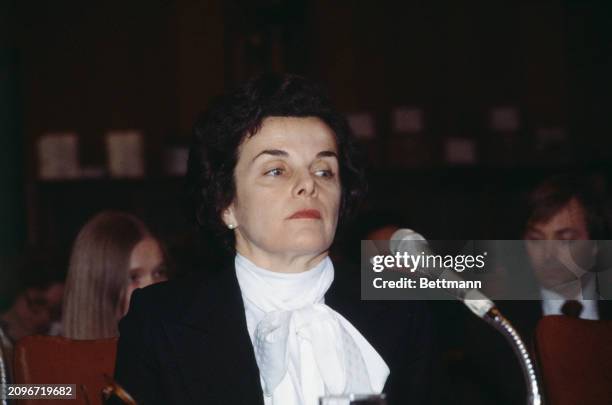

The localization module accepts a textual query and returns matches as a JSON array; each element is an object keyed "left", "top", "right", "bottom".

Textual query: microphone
[
  {"left": 389, "top": 228, "right": 543, "bottom": 405},
  {"left": 389, "top": 228, "right": 495, "bottom": 318}
]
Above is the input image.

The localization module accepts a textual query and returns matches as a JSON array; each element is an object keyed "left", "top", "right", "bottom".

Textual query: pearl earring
[{"left": 228, "top": 223, "right": 236, "bottom": 230}]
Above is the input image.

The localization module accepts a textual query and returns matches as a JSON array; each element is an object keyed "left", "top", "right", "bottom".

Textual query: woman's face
[
  {"left": 121, "top": 237, "right": 167, "bottom": 315},
  {"left": 224, "top": 116, "right": 341, "bottom": 269}
]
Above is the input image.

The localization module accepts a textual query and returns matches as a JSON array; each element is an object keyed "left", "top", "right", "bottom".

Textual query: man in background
[
  {"left": 523, "top": 174, "right": 611, "bottom": 319},
  {"left": 0, "top": 251, "right": 66, "bottom": 383},
  {"left": 459, "top": 173, "right": 611, "bottom": 405}
]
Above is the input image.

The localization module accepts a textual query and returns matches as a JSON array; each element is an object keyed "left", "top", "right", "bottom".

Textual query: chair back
[
  {"left": 535, "top": 315, "right": 612, "bottom": 405},
  {"left": 13, "top": 335, "right": 117, "bottom": 405}
]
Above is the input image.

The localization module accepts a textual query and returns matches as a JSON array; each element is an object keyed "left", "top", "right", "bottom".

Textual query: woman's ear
[{"left": 222, "top": 205, "right": 238, "bottom": 229}]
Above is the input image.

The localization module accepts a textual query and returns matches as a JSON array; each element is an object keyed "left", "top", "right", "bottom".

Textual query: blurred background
[
  {"left": 2, "top": 2, "right": 612, "bottom": 403},
  {"left": 1, "top": 0, "right": 612, "bottom": 298}
]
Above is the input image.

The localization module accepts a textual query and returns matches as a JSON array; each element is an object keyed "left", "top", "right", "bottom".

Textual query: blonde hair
[{"left": 62, "top": 211, "right": 151, "bottom": 339}]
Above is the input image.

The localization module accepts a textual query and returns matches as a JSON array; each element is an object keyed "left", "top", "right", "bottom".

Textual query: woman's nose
[{"left": 293, "top": 171, "right": 317, "bottom": 197}]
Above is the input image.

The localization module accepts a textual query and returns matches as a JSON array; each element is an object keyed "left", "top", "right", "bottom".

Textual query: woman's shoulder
[{"left": 125, "top": 264, "right": 237, "bottom": 324}]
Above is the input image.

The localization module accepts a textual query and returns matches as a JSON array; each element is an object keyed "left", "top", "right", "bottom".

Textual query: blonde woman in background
[{"left": 62, "top": 211, "right": 169, "bottom": 340}]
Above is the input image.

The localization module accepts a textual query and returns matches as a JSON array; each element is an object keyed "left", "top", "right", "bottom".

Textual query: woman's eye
[
  {"left": 129, "top": 274, "right": 140, "bottom": 283},
  {"left": 315, "top": 169, "right": 334, "bottom": 178},
  {"left": 154, "top": 267, "right": 168, "bottom": 279},
  {"left": 264, "top": 168, "right": 284, "bottom": 177}
]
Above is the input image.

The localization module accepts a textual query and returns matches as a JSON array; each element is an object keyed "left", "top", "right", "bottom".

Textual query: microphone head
[
  {"left": 390, "top": 228, "right": 427, "bottom": 255},
  {"left": 389, "top": 229, "right": 496, "bottom": 318},
  {"left": 390, "top": 228, "right": 425, "bottom": 242}
]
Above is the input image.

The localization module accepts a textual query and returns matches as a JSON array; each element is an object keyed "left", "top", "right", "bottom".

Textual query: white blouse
[{"left": 234, "top": 254, "right": 389, "bottom": 405}]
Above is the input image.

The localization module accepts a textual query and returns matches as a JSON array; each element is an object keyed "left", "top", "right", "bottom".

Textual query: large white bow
[{"left": 235, "top": 254, "right": 389, "bottom": 405}]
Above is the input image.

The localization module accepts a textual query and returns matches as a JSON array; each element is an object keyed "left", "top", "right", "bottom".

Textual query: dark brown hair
[
  {"left": 186, "top": 73, "right": 366, "bottom": 251},
  {"left": 525, "top": 174, "right": 608, "bottom": 239}
]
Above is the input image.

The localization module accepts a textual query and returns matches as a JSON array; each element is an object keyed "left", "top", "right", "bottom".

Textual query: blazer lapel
[{"left": 163, "top": 267, "right": 264, "bottom": 405}]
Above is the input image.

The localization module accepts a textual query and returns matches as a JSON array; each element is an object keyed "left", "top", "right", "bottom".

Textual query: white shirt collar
[{"left": 540, "top": 274, "right": 599, "bottom": 320}]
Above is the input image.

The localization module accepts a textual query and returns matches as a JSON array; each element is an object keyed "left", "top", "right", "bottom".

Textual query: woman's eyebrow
[
  {"left": 251, "top": 149, "right": 338, "bottom": 163},
  {"left": 128, "top": 267, "right": 144, "bottom": 275},
  {"left": 317, "top": 151, "right": 338, "bottom": 159},
  {"left": 251, "top": 149, "right": 288, "bottom": 163}
]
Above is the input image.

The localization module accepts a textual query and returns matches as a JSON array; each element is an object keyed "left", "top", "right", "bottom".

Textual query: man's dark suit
[{"left": 111, "top": 262, "right": 434, "bottom": 405}]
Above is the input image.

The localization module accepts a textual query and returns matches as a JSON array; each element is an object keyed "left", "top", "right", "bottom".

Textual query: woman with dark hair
[{"left": 113, "top": 74, "right": 433, "bottom": 405}]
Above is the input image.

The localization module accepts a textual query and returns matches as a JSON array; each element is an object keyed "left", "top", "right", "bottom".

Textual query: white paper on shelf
[
  {"left": 489, "top": 107, "right": 520, "bottom": 132},
  {"left": 105, "top": 130, "right": 145, "bottom": 178},
  {"left": 444, "top": 137, "right": 476, "bottom": 165},
  {"left": 347, "top": 113, "right": 376, "bottom": 139},
  {"left": 392, "top": 107, "right": 423, "bottom": 134},
  {"left": 38, "top": 133, "right": 80, "bottom": 180}
]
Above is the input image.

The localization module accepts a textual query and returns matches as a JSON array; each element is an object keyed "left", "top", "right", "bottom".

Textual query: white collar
[
  {"left": 235, "top": 253, "right": 333, "bottom": 311},
  {"left": 234, "top": 254, "right": 389, "bottom": 405},
  {"left": 540, "top": 273, "right": 598, "bottom": 301}
]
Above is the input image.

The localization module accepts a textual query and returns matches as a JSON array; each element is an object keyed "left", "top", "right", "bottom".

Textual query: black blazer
[{"left": 111, "top": 262, "right": 435, "bottom": 405}]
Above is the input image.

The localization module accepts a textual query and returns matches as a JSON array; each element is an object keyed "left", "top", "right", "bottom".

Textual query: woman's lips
[{"left": 288, "top": 209, "right": 322, "bottom": 219}]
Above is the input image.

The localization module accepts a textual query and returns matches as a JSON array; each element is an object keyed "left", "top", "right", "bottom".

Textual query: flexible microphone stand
[
  {"left": 389, "top": 230, "right": 544, "bottom": 405},
  {"left": 479, "top": 305, "right": 543, "bottom": 405},
  {"left": 449, "top": 281, "right": 544, "bottom": 405}
]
